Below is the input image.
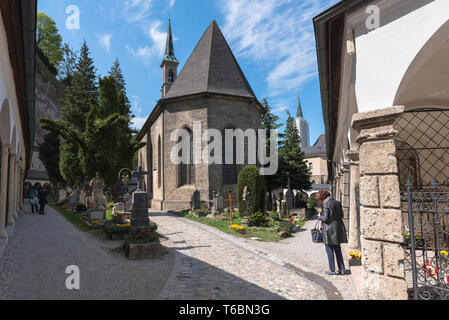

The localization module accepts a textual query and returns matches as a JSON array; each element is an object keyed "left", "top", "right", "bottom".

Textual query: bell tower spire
[{"left": 161, "top": 18, "right": 179, "bottom": 97}]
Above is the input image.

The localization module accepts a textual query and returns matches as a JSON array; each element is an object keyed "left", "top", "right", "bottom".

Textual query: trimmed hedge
[{"left": 237, "top": 166, "right": 265, "bottom": 216}]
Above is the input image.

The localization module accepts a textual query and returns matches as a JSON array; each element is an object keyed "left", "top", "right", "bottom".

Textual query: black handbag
[{"left": 311, "top": 221, "right": 323, "bottom": 243}]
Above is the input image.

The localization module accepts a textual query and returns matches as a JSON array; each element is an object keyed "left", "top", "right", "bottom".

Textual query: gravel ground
[{"left": 0, "top": 204, "right": 175, "bottom": 300}]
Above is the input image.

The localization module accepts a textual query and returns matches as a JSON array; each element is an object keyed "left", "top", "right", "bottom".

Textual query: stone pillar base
[{"left": 352, "top": 106, "right": 408, "bottom": 300}]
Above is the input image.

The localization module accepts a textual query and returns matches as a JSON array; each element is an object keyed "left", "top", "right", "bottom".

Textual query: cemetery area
[
  {"left": 51, "top": 168, "right": 164, "bottom": 260},
  {"left": 173, "top": 166, "right": 315, "bottom": 243}
]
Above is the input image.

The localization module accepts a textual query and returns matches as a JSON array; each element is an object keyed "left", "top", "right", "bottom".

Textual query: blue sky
[{"left": 37, "top": 0, "right": 338, "bottom": 145}]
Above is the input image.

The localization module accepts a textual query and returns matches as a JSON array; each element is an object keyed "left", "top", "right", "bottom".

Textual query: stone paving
[
  {"left": 151, "top": 212, "right": 353, "bottom": 300},
  {"left": 0, "top": 204, "right": 357, "bottom": 300},
  {"left": 0, "top": 205, "right": 175, "bottom": 300}
]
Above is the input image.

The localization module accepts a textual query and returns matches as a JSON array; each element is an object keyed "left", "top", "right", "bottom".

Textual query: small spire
[
  {"left": 297, "top": 96, "right": 303, "bottom": 119},
  {"left": 162, "top": 18, "right": 179, "bottom": 65}
]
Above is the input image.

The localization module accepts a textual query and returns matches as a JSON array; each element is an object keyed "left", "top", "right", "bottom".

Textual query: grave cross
[
  {"left": 133, "top": 166, "right": 149, "bottom": 191},
  {"left": 224, "top": 192, "right": 238, "bottom": 226}
]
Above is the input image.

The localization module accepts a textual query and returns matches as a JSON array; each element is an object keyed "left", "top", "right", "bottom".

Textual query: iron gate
[{"left": 403, "top": 179, "right": 449, "bottom": 300}]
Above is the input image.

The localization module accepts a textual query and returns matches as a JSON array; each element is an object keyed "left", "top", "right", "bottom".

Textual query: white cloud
[
  {"left": 130, "top": 95, "right": 143, "bottom": 115},
  {"left": 127, "top": 19, "right": 168, "bottom": 63},
  {"left": 126, "top": 44, "right": 157, "bottom": 61},
  {"left": 122, "top": 0, "right": 153, "bottom": 23},
  {"left": 131, "top": 117, "right": 147, "bottom": 130},
  {"left": 146, "top": 20, "right": 167, "bottom": 57},
  {"left": 169, "top": 0, "right": 176, "bottom": 8},
  {"left": 221, "top": 0, "right": 338, "bottom": 96},
  {"left": 96, "top": 33, "right": 112, "bottom": 53}
]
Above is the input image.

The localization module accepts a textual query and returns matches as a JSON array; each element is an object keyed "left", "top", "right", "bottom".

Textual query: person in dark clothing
[
  {"left": 317, "top": 190, "right": 348, "bottom": 276},
  {"left": 30, "top": 188, "right": 39, "bottom": 214},
  {"left": 38, "top": 187, "right": 48, "bottom": 215}
]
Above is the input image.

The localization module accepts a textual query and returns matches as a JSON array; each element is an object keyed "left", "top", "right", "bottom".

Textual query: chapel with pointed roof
[{"left": 137, "top": 20, "right": 264, "bottom": 211}]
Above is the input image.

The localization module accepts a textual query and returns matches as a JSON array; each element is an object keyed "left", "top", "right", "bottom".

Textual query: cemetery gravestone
[
  {"left": 285, "top": 188, "right": 293, "bottom": 211},
  {"left": 79, "top": 189, "right": 87, "bottom": 206},
  {"left": 58, "top": 189, "right": 67, "bottom": 205},
  {"left": 87, "top": 174, "right": 106, "bottom": 223},
  {"left": 192, "top": 190, "right": 201, "bottom": 210}
]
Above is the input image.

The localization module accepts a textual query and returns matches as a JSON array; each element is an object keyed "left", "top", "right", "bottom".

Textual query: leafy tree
[
  {"left": 62, "top": 41, "right": 98, "bottom": 132},
  {"left": 36, "top": 12, "right": 63, "bottom": 69},
  {"left": 277, "top": 111, "right": 311, "bottom": 191},
  {"left": 38, "top": 132, "right": 64, "bottom": 186}
]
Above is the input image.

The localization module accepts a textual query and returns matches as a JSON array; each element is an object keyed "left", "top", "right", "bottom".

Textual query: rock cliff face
[{"left": 25, "top": 55, "right": 64, "bottom": 186}]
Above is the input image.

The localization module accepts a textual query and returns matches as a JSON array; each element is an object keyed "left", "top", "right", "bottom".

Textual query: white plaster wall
[
  {"left": 352, "top": 0, "right": 449, "bottom": 112},
  {"left": 0, "top": 11, "right": 25, "bottom": 158}
]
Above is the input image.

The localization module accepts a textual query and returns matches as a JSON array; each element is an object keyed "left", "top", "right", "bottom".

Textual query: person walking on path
[
  {"left": 316, "top": 190, "right": 348, "bottom": 276},
  {"left": 38, "top": 187, "right": 48, "bottom": 215},
  {"left": 30, "top": 189, "right": 39, "bottom": 214}
]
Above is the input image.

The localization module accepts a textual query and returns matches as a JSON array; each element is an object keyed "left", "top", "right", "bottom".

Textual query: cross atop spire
[
  {"left": 296, "top": 96, "right": 303, "bottom": 119},
  {"left": 162, "top": 18, "right": 179, "bottom": 66}
]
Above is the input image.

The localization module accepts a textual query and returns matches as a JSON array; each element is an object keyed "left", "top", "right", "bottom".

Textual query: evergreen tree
[
  {"left": 62, "top": 41, "right": 98, "bottom": 132},
  {"left": 108, "top": 58, "right": 132, "bottom": 118},
  {"left": 278, "top": 111, "right": 312, "bottom": 191},
  {"left": 108, "top": 58, "right": 126, "bottom": 93},
  {"left": 58, "top": 43, "right": 77, "bottom": 86},
  {"left": 260, "top": 98, "right": 283, "bottom": 197},
  {"left": 40, "top": 77, "right": 145, "bottom": 189},
  {"left": 38, "top": 132, "right": 64, "bottom": 186}
]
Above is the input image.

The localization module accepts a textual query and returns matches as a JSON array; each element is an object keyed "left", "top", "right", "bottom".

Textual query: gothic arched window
[
  {"left": 158, "top": 136, "right": 162, "bottom": 188},
  {"left": 168, "top": 69, "right": 174, "bottom": 83},
  {"left": 223, "top": 128, "right": 238, "bottom": 185},
  {"left": 178, "top": 128, "right": 195, "bottom": 187}
]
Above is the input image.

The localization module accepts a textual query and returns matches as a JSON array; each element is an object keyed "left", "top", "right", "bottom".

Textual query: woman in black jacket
[
  {"left": 38, "top": 186, "right": 48, "bottom": 215},
  {"left": 317, "top": 190, "right": 348, "bottom": 275}
]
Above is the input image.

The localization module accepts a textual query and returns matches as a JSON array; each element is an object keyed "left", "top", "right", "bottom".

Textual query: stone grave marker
[
  {"left": 192, "top": 190, "right": 201, "bottom": 210},
  {"left": 87, "top": 173, "right": 106, "bottom": 223},
  {"left": 79, "top": 189, "right": 87, "bottom": 206},
  {"left": 58, "top": 189, "right": 67, "bottom": 205}
]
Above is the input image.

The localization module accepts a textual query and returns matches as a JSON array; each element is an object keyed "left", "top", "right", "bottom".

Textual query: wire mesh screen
[{"left": 395, "top": 109, "right": 449, "bottom": 191}]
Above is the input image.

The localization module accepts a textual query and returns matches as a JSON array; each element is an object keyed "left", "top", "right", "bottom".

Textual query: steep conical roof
[
  {"left": 161, "top": 19, "right": 179, "bottom": 66},
  {"left": 162, "top": 20, "right": 256, "bottom": 100}
]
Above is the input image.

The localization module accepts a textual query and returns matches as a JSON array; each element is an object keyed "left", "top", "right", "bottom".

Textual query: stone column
[
  {"left": 341, "top": 163, "right": 350, "bottom": 231},
  {"left": 334, "top": 174, "right": 340, "bottom": 199},
  {"left": 13, "top": 158, "right": 20, "bottom": 220},
  {"left": 0, "top": 144, "right": 10, "bottom": 238},
  {"left": 352, "top": 106, "right": 407, "bottom": 300},
  {"left": 7, "top": 152, "right": 17, "bottom": 226},
  {"left": 346, "top": 150, "right": 360, "bottom": 249},
  {"left": 19, "top": 163, "right": 25, "bottom": 210}
]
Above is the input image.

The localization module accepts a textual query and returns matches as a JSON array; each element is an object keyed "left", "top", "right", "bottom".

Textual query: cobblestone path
[
  {"left": 151, "top": 213, "right": 348, "bottom": 300},
  {"left": 0, "top": 205, "right": 175, "bottom": 300},
  {"left": 0, "top": 205, "right": 356, "bottom": 300}
]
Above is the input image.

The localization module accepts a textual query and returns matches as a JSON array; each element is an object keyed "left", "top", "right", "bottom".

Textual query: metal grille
[
  {"left": 395, "top": 109, "right": 449, "bottom": 191},
  {"left": 403, "top": 179, "right": 449, "bottom": 300},
  {"left": 395, "top": 109, "right": 449, "bottom": 300}
]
